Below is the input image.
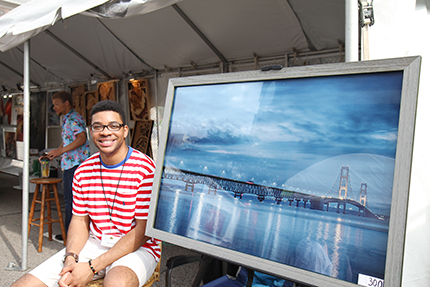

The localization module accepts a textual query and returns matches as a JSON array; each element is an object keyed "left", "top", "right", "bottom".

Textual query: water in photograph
[{"left": 154, "top": 179, "right": 389, "bottom": 284}]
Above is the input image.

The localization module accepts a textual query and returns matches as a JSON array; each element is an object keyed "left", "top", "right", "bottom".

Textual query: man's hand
[
  {"left": 46, "top": 148, "right": 63, "bottom": 160},
  {"left": 58, "top": 261, "right": 94, "bottom": 287}
]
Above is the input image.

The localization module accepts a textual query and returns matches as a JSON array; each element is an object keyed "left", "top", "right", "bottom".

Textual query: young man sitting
[{"left": 11, "top": 100, "right": 160, "bottom": 287}]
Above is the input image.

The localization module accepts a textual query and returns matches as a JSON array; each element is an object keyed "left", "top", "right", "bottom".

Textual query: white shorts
[{"left": 30, "top": 236, "right": 157, "bottom": 287}]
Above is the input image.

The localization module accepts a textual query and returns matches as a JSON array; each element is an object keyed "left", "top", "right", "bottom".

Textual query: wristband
[
  {"left": 63, "top": 252, "right": 79, "bottom": 264},
  {"left": 88, "top": 259, "right": 99, "bottom": 275}
]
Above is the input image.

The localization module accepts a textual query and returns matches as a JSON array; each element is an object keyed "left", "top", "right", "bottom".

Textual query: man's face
[
  {"left": 52, "top": 98, "right": 68, "bottom": 116},
  {"left": 90, "top": 111, "right": 129, "bottom": 159}
]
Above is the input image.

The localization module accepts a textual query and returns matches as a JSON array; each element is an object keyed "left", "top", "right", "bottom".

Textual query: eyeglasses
[{"left": 90, "top": 122, "right": 125, "bottom": 132}]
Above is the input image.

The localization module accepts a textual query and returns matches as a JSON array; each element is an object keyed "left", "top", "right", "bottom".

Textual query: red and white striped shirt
[{"left": 72, "top": 147, "right": 161, "bottom": 261}]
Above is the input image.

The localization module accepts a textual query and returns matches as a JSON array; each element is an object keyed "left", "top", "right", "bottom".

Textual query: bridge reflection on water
[{"left": 162, "top": 166, "right": 380, "bottom": 219}]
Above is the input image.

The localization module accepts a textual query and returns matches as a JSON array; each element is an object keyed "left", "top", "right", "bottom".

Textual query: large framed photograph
[{"left": 146, "top": 57, "right": 421, "bottom": 286}]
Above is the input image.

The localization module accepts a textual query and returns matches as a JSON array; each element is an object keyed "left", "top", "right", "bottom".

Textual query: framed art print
[
  {"left": 97, "top": 81, "right": 116, "bottom": 102},
  {"left": 46, "top": 90, "right": 60, "bottom": 126},
  {"left": 84, "top": 91, "right": 98, "bottom": 126},
  {"left": 146, "top": 57, "right": 421, "bottom": 287},
  {"left": 131, "top": 120, "right": 154, "bottom": 157},
  {"left": 128, "top": 79, "right": 150, "bottom": 121},
  {"left": 4, "top": 126, "right": 17, "bottom": 159},
  {"left": 70, "top": 84, "right": 86, "bottom": 118}
]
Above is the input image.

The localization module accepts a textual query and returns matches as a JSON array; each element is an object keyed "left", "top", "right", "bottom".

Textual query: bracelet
[{"left": 88, "top": 259, "right": 98, "bottom": 275}]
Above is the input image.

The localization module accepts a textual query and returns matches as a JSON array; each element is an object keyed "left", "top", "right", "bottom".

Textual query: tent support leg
[{"left": 8, "top": 40, "right": 30, "bottom": 271}]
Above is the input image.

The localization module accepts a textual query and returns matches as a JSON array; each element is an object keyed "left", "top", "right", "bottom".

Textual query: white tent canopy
[
  {"left": 0, "top": 0, "right": 347, "bottom": 274},
  {"left": 0, "top": 0, "right": 345, "bottom": 92}
]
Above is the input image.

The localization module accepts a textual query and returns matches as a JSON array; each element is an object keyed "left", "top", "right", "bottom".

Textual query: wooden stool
[{"left": 28, "top": 177, "right": 67, "bottom": 252}]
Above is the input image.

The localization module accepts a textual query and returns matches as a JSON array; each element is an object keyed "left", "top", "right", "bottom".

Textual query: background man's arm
[{"left": 47, "top": 132, "right": 86, "bottom": 159}]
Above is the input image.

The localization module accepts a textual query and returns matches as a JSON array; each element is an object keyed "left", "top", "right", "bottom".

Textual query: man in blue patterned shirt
[{"left": 46, "top": 91, "right": 90, "bottom": 241}]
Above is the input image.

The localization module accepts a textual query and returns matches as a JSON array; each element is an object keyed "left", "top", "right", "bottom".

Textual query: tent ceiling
[{"left": 0, "top": 0, "right": 345, "bottom": 91}]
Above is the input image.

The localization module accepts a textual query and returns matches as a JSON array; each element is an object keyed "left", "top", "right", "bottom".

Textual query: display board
[{"left": 146, "top": 57, "right": 421, "bottom": 287}]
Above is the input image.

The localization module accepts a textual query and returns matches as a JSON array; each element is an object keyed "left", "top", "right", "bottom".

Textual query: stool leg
[
  {"left": 28, "top": 184, "right": 40, "bottom": 236},
  {"left": 46, "top": 185, "right": 53, "bottom": 241},
  {"left": 38, "top": 184, "right": 47, "bottom": 253},
  {"left": 52, "top": 184, "right": 67, "bottom": 246}
]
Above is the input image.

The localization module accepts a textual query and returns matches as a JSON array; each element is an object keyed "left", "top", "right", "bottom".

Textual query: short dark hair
[
  {"left": 90, "top": 100, "right": 126, "bottom": 124},
  {"left": 52, "top": 91, "right": 73, "bottom": 106}
]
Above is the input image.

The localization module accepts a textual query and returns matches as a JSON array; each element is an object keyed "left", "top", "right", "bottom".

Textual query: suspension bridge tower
[
  {"left": 359, "top": 182, "right": 367, "bottom": 206},
  {"left": 338, "top": 166, "right": 349, "bottom": 199}
]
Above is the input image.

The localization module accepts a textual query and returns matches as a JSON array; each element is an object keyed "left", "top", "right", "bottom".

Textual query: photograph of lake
[{"left": 154, "top": 71, "right": 403, "bottom": 284}]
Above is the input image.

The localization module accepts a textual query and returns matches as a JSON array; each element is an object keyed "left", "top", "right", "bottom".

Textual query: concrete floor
[{"left": 0, "top": 172, "right": 202, "bottom": 287}]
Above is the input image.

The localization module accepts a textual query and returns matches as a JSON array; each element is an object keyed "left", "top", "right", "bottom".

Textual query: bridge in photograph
[{"left": 162, "top": 166, "right": 379, "bottom": 219}]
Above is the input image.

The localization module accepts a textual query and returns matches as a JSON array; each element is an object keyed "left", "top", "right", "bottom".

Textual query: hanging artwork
[
  {"left": 4, "top": 130, "right": 16, "bottom": 159},
  {"left": 30, "top": 91, "right": 46, "bottom": 152},
  {"left": 0, "top": 127, "right": 4, "bottom": 157},
  {"left": 70, "top": 84, "right": 86, "bottom": 118},
  {"left": 1, "top": 96, "right": 12, "bottom": 125},
  {"left": 128, "top": 79, "right": 149, "bottom": 121},
  {"left": 84, "top": 91, "right": 98, "bottom": 126},
  {"left": 11, "top": 94, "right": 23, "bottom": 126},
  {"left": 131, "top": 120, "right": 153, "bottom": 157},
  {"left": 47, "top": 90, "right": 61, "bottom": 126},
  {"left": 97, "top": 81, "right": 116, "bottom": 102}
]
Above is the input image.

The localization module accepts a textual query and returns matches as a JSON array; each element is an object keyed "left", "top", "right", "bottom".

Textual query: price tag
[{"left": 358, "top": 274, "right": 384, "bottom": 287}]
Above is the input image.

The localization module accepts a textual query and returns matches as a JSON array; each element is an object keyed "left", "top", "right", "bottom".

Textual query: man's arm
[
  {"left": 58, "top": 214, "right": 92, "bottom": 287},
  {"left": 58, "top": 218, "right": 150, "bottom": 287},
  {"left": 47, "top": 132, "right": 87, "bottom": 159},
  {"left": 89, "top": 219, "right": 150, "bottom": 274}
]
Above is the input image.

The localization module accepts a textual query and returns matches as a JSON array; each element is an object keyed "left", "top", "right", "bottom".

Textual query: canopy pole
[
  {"left": 5, "top": 40, "right": 30, "bottom": 272},
  {"left": 21, "top": 40, "right": 31, "bottom": 270},
  {"left": 345, "top": 0, "right": 359, "bottom": 62},
  {"left": 359, "top": 0, "right": 375, "bottom": 60}
]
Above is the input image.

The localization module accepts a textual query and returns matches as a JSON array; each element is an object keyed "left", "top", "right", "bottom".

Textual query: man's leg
[
  {"left": 103, "top": 247, "right": 157, "bottom": 287},
  {"left": 63, "top": 165, "right": 78, "bottom": 234},
  {"left": 11, "top": 248, "right": 67, "bottom": 287},
  {"left": 10, "top": 273, "right": 47, "bottom": 287}
]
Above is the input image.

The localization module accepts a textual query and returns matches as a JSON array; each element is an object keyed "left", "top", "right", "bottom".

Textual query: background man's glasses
[{"left": 90, "top": 122, "right": 124, "bottom": 132}]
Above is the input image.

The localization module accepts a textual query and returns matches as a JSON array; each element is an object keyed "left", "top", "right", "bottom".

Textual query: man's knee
[
  {"left": 10, "top": 273, "right": 47, "bottom": 287},
  {"left": 103, "top": 266, "right": 139, "bottom": 287}
]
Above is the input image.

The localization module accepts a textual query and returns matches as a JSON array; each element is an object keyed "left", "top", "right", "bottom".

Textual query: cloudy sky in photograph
[{"left": 163, "top": 71, "right": 403, "bottom": 197}]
